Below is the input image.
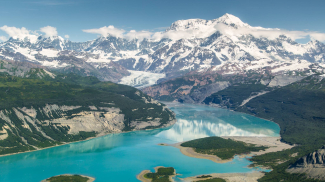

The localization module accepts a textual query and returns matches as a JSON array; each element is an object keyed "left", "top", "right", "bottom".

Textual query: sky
[{"left": 0, "top": 0, "right": 325, "bottom": 43}]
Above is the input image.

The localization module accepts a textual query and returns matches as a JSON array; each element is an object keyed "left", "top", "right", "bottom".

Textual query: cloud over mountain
[
  {"left": 40, "top": 26, "right": 58, "bottom": 37},
  {"left": 82, "top": 25, "right": 125, "bottom": 38},
  {"left": 0, "top": 36, "right": 7, "bottom": 42},
  {"left": 0, "top": 26, "right": 39, "bottom": 43},
  {"left": 1, "top": 14, "right": 325, "bottom": 43}
]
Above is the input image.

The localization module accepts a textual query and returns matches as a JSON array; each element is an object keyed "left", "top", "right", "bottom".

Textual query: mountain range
[
  {"left": 1, "top": 14, "right": 325, "bottom": 87},
  {"left": 1, "top": 13, "right": 325, "bottom": 181}
]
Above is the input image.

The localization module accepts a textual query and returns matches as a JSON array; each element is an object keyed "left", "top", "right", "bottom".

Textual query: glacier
[{"left": 118, "top": 70, "right": 165, "bottom": 88}]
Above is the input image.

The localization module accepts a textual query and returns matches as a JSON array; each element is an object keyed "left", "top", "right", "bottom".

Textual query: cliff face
[
  {"left": 287, "top": 146, "right": 325, "bottom": 180},
  {"left": 0, "top": 72, "right": 176, "bottom": 156},
  {"left": 0, "top": 103, "right": 176, "bottom": 154},
  {"left": 0, "top": 103, "right": 176, "bottom": 156}
]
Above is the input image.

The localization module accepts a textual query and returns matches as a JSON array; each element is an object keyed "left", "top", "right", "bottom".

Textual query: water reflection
[
  {"left": 157, "top": 119, "right": 266, "bottom": 142},
  {"left": 157, "top": 103, "right": 279, "bottom": 142}
]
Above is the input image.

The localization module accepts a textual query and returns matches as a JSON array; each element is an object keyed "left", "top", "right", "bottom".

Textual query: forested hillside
[
  {"left": 0, "top": 66, "right": 175, "bottom": 156},
  {"left": 204, "top": 75, "right": 325, "bottom": 181}
]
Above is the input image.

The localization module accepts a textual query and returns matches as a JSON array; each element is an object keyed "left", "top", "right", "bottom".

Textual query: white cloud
[
  {"left": 152, "top": 28, "right": 217, "bottom": 41},
  {"left": 125, "top": 30, "right": 152, "bottom": 40},
  {"left": 214, "top": 24, "right": 310, "bottom": 41},
  {"left": 40, "top": 26, "right": 58, "bottom": 37},
  {"left": 209, "top": 23, "right": 325, "bottom": 43},
  {"left": 83, "top": 25, "right": 125, "bottom": 38},
  {"left": 82, "top": 22, "right": 325, "bottom": 43},
  {"left": 309, "top": 33, "right": 325, "bottom": 42},
  {"left": 64, "top": 35, "right": 70, "bottom": 39},
  {"left": 0, "top": 26, "right": 39, "bottom": 43},
  {"left": 0, "top": 36, "right": 7, "bottom": 42}
]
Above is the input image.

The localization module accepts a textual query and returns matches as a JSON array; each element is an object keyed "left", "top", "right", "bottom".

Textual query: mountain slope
[
  {"left": 142, "top": 59, "right": 324, "bottom": 103},
  {"left": 0, "top": 71, "right": 175, "bottom": 156}
]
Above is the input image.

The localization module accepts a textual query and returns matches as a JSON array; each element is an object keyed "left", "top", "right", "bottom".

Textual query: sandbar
[{"left": 180, "top": 171, "right": 265, "bottom": 182}]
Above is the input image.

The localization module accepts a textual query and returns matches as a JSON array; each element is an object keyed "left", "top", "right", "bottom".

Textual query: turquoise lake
[{"left": 0, "top": 103, "right": 280, "bottom": 182}]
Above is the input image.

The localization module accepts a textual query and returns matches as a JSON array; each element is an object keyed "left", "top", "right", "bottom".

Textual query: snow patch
[
  {"left": 119, "top": 70, "right": 165, "bottom": 88},
  {"left": 39, "top": 49, "right": 59, "bottom": 58},
  {"left": 41, "top": 60, "right": 70, "bottom": 68}
]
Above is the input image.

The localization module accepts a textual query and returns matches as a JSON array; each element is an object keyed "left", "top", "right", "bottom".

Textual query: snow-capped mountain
[{"left": 1, "top": 13, "right": 325, "bottom": 84}]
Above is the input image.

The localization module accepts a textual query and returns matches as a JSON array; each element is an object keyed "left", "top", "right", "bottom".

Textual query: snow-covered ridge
[
  {"left": 166, "top": 13, "right": 250, "bottom": 32},
  {"left": 0, "top": 13, "right": 325, "bottom": 85}
]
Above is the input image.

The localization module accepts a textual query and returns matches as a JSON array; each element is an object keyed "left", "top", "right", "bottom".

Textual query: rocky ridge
[{"left": 1, "top": 14, "right": 325, "bottom": 84}]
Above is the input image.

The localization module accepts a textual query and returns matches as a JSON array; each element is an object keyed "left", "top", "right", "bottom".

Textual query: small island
[
  {"left": 180, "top": 136, "right": 268, "bottom": 160},
  {"left": 41, "top": 174, "right": 95, "bottom": 182},
  {"left": 137, "top": 166, "right": 176, "bottom": 182},
  {"left": 195, "top": 176, "right": 226, "bottom": 182},
  {"left": 158, "top": 136, "right": 273, "bottom": 163}
]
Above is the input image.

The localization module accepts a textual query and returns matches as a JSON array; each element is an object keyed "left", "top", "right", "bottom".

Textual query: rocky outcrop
[
  {"left": 287, "top": 146, "right": 325, "bottom": 180},
  {"left": 0, "top": 105, "right": 125, "bottom": 141}
]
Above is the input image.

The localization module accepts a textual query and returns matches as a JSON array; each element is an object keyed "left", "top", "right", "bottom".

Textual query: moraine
[{"left": 0, "top": 103, "right": 279, "bottom": 182}]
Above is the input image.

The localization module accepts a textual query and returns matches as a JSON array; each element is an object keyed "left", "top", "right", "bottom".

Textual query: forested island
[
  {"left": 181, "top": 136, "right": 268, "bottom": 160},
  {"left": 41, "top": 174, "right": 94, "bottom": 182}
]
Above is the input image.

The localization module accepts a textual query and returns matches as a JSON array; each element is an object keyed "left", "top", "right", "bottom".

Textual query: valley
[{"left": 1, "top": 12, "right": 325, "bottom": 181}]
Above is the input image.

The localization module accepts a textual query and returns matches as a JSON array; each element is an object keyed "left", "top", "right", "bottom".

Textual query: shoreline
[
  {"left": 136, "top": 170, "right": 151, "bottom": 182},
  {"left": 157, "top": 136, "right": 292, "bottom": 182},
  {"left": 160, "top": 142, "right": 233, "bottom": 163},
  {"left": 0, "top": 119, "right": 177, "bottom": 158},
  {"left": 180, "top": 171, "right": 265, "bottom": 182},
  {"left": 159, "top": 136, "right": 293, "bottom": 165}
]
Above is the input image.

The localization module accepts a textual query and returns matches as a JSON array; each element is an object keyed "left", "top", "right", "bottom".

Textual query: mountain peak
[
  {"left": 166, "top": 14, "right": 249, "bottom": 32},
  {"left": 215, "top": 13, "right": 248, "bottom": 27}
]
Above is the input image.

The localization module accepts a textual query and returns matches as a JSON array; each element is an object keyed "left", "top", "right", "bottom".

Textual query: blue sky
[{"left": 1, "top": 0, "right": 325, "bottom": 43}]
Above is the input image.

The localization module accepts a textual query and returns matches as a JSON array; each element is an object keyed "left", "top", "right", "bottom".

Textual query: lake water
[{"left": 0, "top": 103, "right": 280, "bottom": 182}]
